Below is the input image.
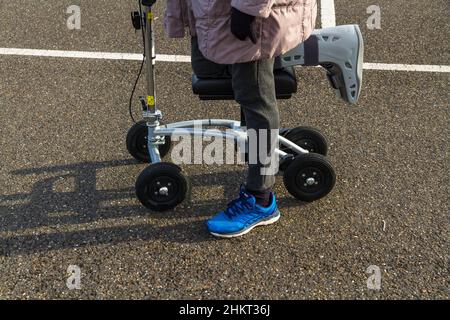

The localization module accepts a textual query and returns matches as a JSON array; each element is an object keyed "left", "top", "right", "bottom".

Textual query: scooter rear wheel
[
  {"left": 283, "top": 153, "right": 335, "bottom": 202},
  {"left": 280, "top": 126, "right": 328, "bottom": 156}
]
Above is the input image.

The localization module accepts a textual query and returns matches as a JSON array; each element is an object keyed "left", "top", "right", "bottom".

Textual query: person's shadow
[{"left": 0, "top": 159, "right": 303, "bottom": 256}]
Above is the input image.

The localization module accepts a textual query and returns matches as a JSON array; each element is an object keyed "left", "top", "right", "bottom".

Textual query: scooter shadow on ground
[{"left": 0, "top": 159, "right": 305, "bottom": 256}]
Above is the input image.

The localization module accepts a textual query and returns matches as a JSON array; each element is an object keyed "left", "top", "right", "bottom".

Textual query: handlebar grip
[{"left": 141, "top": 0, "right": 157, "bottom": 7}]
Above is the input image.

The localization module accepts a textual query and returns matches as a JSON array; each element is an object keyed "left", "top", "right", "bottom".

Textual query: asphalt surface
[{"left": 0, "top": 0, "right": 449, "bottom": 299}]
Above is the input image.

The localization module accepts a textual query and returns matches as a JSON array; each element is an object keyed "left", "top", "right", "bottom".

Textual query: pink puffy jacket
[{"left": 164, "top": 0, "right": 318, "bottom": 64}]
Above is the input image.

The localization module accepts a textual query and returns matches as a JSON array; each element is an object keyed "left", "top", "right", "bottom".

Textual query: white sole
[{"left": 209, "top": 211, "right": 281, "bottom": 239}]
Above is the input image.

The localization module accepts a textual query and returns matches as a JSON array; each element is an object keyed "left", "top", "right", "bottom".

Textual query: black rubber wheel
[
  {"left": 283, "top": 153, "right": 336, "bottom": 202},
  {"left": 126, "top": 121, "right": 172, "bottom": 163},
  {"left": 280, "top": 126, "right": 328, "bottom": 156},
  {"left": 135, "top": 162, "right": 190, "bottom": 211}
]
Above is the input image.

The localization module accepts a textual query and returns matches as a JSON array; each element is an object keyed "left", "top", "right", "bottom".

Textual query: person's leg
[
  {"left": 190, "top": 37, "right": 232, "bottom": 79},
  {"left": 232, "top": 58, "right": 280, "bottom": 200},
  {"left": 205, "top": 57, "right": 280, "bottom": 238}
]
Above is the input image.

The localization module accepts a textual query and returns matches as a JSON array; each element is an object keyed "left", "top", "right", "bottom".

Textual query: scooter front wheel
[
  {"left": 126, "top": 121, "right": 172, "bottom": 163},
  {"left": 135, "top": 162, "right": 190, "bottom": 211}
]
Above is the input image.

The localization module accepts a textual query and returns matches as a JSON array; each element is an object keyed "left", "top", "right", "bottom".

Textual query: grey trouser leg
[
  {"left": 190, "top": 37, "right": 279, "bottom": 191},
  {"left": 191, "top": 37, "right": 231, "bottom": 78},
  {"left": 232, "top": 59, "right": 279, "bottom": 192}
]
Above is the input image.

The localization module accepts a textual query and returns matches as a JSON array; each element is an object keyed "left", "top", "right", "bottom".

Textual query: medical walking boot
[{"left": 278, "top": 24, "right": 364, "bottom": 104}]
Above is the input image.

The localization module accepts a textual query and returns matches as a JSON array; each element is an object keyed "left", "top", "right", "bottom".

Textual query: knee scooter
[{"left": 126, "top": 0, "right": 364, "bottom": 211}]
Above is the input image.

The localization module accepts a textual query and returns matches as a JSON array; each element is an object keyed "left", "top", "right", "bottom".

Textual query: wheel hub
[
  {"left": 147, "top": 176, "right": 177, "bottom": 202},
  {"left": 297, "top": 167, "right": 323, "bottom": 191},
  {"left": 299, "top": 139, "right": 318, "bottom": 153},
  {"left": 136, "top": 129, "right": 166, "bottom": 155},
  {"left": 137, "top": 134, "right": 148, "bottom": 151},
  {"left": 158, "top": 186, "right": 169, "bottom": 196}
]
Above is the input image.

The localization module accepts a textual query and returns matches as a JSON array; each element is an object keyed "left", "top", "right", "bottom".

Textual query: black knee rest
[{"left": 192, "top": 67, "right": 298, "bottom": 100}]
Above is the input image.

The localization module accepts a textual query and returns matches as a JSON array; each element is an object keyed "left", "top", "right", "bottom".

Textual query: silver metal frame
[{"left": 139, "top": 2, "right": 309, "bottom": 164}]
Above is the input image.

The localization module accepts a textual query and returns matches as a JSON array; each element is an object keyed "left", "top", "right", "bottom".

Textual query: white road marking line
[
  {"left": 321, "top": 0, "right": 336, "bottom": 28},
  {"left": 1, "top": 48, "right": 449, "bottom": 73},
  {"left": 156, "top": 54, "right": 191, "bottom": 63},
  {"left": 363, "top": 63, "right": 450, "bottom": 73},
  {"left": 0, "top": 48, "right": 143, "bottom": 61},
  {"left": 0, "top": 47, "right": 191, "bottom": 62}
]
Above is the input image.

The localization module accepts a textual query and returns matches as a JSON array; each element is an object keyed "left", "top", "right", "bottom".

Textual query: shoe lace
[{"left": 225, "top": 195, "right": 254, "bottom": 218}]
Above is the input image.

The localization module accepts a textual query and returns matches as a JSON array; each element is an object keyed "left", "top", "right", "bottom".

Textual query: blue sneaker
[{"left": 206, "top": 186, "right": 281, "bottom": 238}]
